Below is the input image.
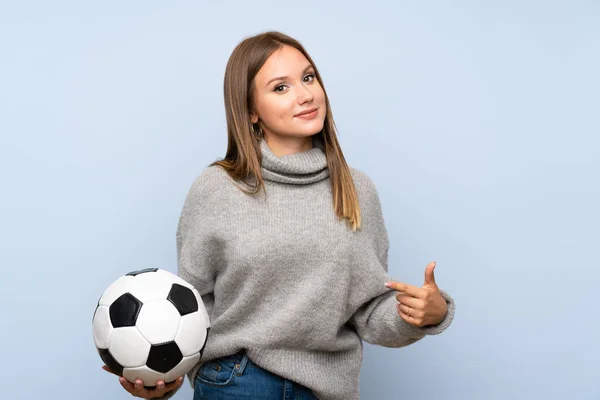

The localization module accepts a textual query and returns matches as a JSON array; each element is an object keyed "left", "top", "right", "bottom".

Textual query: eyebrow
[{"left": 265, "top": 64, "right": 314, "bottom": 87}]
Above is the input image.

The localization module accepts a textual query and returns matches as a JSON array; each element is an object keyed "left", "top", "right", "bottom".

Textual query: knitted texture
[{"left": 170, "top": 135, "right": 455, "bottom": 399}]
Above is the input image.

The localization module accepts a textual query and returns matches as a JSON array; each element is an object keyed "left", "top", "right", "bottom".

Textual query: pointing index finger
[{"left": 385, "top": 281, "right": 420, "bottom": 297}]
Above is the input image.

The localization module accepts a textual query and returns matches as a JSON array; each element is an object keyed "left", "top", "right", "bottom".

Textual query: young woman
[{"left": 106, "top": 30, "right": 455, "bottom": 400}]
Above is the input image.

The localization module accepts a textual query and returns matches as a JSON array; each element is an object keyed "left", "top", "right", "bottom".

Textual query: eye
[
  {"left": 303, "top": 73, "right": 315, "bottom": 82},
  {"left": 274, "top": 84, "right": 288, "bottom": 93}
]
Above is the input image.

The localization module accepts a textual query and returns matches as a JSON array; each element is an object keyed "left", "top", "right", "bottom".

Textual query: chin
[{"left": 301, "top": 121, "right": 325, "bottom": 136}]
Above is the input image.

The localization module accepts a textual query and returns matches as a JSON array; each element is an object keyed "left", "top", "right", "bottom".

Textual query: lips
[{"left": 295, "top": 108, "right": 318, "bottom": 117}]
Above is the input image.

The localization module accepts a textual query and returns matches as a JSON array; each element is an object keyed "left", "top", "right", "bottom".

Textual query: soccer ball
[{"left": 92, "top": 268, "right": 210, "bottom": 386}]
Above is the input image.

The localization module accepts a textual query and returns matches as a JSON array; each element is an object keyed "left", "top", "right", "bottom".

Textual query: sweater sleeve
[
  {"left": 154, "top": 172, "right": 221, "bottom": 399},
  {"left": 175, "top": 172, "right": 219, "bottom": 318},
  {"left": 347, "top": 172, "right": 456, "bottom": 348}
]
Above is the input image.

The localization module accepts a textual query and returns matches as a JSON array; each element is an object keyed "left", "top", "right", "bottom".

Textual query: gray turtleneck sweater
[{"left": 168, "top": 135, "right": 455, "bottom": 399}]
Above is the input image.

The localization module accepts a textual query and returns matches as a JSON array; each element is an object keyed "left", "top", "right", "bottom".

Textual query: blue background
[{"left": 1, "top": 1, "right": 598, "bottom": 399}]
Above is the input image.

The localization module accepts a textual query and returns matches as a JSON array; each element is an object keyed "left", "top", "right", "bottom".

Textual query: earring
[{"left": 251, "top": 123, "right": 263, "bottom": 140}]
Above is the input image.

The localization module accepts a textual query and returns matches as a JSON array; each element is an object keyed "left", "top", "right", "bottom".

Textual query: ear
[{"left": 250, "top": 113, "right": 259, "bottom": 124}]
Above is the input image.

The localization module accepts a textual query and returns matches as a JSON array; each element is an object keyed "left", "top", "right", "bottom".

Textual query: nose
[{"left": 296, "top": 84, "right": 314, "bottom": 105}]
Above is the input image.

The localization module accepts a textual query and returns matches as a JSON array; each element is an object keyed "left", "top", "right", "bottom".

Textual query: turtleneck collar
[{"left": 259, "top": 134, "right": 329, "bottom": 185}]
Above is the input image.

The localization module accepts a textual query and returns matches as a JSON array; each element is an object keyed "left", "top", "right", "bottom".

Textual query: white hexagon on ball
[
  {"left": 175, "top": 312, "right": 208, "bottom": 357},
  {"left": 136, "top": 300, "right": 181, "bottom": 345},
  {"left": 129, "top": 272, "right": 174, "bottom": 303},
  {"left": 109, "top": 327, "right": 151, "bottom": 368},
  {"left": 160, "top": 269, "right": 193, "bottom": 290},
  {"left": 92, "top": 305, "right": 112, "bottom": 349},
  {"left": 99, "top": 276, "right": 134, "bottom": 306},
  {"left": 122, "top": 365, "right": 165, "bottom": 387}
]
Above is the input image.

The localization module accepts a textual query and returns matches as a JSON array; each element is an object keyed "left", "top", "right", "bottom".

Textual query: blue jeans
[{"left": 193, "top": 350, "right": 319, "bottom": 399}]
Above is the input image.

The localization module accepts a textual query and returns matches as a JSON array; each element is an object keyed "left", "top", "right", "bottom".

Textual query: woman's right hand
[{"left": 102, "top": 365, "right": 184, "bottom": 399}]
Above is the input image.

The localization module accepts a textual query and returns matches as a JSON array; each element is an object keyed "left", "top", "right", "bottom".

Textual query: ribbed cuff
[{"left": 419, "top": 289, "right": 456, "bottom": 335}]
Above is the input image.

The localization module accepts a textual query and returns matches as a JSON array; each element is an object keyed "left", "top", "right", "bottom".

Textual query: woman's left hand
[{"left": 385, "top": 261, "right": 448, "bottom": 328}]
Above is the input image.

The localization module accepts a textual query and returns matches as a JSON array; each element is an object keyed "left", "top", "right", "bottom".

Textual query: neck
[{"left": 264, "top": 134, "right": 314, "bottom": 157}]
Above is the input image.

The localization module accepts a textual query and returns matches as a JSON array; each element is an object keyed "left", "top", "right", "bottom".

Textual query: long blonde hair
[{"left": 210, "top": 30, "right": 362, "bottom": 232}]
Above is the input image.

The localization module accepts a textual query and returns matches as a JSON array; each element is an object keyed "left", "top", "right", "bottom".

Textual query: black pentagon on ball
[
  {"left": 109, "top": 293, "right": 142, "bottom": 328},
  {"left": 98, "top": 348, "right": 124, "bottom": 376},
  {"left": 167, "top": 284, "right": 198, "bottom": 316},
  {"left": 126, "top": 267, "right": 159, "bottom": 276},
  {"left": 147, "top": 341, "right": 183, "bottom": 373}
]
